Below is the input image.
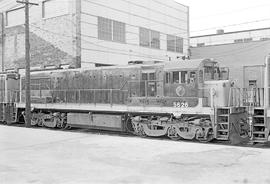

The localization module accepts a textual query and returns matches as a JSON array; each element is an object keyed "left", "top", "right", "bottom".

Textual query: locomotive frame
[{"left": 1, "top": 58, "right": 269, "bottom": 144}]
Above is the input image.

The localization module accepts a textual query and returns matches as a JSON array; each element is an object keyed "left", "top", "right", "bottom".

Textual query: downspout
[{"left": 1, "top": 12, "right": 5, "bottom": 72}]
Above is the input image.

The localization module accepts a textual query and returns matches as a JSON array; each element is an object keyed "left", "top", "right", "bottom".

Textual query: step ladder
[
  {"left": 0, "top": 103, "right": 4, "bottom": 121},
  {"left": 252, "top": 108, "right": 269, "bottom": 143},
  {"left": 216, "top": 108, "right": 230, "bottom": 140},
  {"left": 3, "top": 103, "right": 17, "bottom": 124}
]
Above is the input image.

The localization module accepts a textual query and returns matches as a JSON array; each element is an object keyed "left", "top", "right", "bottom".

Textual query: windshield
[{"left": 204, "top": 63, "right": 229, "bottom": 81}]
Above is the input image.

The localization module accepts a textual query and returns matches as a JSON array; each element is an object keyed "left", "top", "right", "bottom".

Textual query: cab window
[
  {"left": 189, "top": 71, "right": 196, "bottom": 83},
  {"left": 172, "top": 72, "right": 180, "bottom": 83},
  {"left": 180, "top": 71, "right": 188, "bottom": 83},
  {"left": 165, "top": 72, "right": 170, "bottom": 83}
]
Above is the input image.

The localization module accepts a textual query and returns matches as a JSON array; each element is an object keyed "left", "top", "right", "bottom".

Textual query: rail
[
  {"left": 5, "top": 87, "right": 267, "bottom": 108},
  {"left": 229, "top": 87, "right": 265, "bottom": 107}
]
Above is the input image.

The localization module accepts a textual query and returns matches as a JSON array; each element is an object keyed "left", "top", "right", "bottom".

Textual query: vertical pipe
[
  {"left": 25, "top": 0, "right": 31, "bottom": 128},
  {"left": 1, "top": 13, "right": 5, "bottom": 72},
  {"left": 75, "top": 0, "right": 81, "bottom": 68},
  {"left": 186, "top": 6, "right": 190, "bottom": 57},
  {"left": 264, "top": 55, "right": 270, "bottom": 109},
  {"left": 4, "top": 75, "right": 7, "bottom": 103}
]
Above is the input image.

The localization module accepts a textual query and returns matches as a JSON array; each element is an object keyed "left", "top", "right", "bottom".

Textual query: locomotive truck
[{"left": 1, "top": 58, "right": 265, "bottom": 144}]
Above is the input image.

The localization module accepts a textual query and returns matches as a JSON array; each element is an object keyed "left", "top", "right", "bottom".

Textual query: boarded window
[
  {"left": 140, "top": 27, "right": 160, "bottom": 49},
  {"left": 98, "top": 17, "right": 112, "bottom": 41},
  {"left": 98, "top": 17, "right": 125, "bottom": 43},
  {"left": 113, "top": 21, "right": 125, "bottom": 43},
  {"left": 167, "top": 34, "right": 184, "bottom": 53}
]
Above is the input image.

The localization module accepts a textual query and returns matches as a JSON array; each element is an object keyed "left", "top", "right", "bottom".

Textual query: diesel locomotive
[{"left": 0, "top": 58, "right": 263, "bottom": 144}]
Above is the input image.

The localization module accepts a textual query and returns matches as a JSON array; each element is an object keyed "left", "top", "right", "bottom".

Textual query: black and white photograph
[{"left": 0, "top": 0, "right": 270, "bottom": 183}]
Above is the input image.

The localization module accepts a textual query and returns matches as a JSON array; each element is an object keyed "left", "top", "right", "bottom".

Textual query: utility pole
[{"left": 16, "top": 0, "right": 38, "bottom": 127}]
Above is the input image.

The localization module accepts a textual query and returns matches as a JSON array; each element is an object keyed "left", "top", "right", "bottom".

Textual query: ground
[{"left": 0, "top": 125, "right": 270, "bottom": 184}]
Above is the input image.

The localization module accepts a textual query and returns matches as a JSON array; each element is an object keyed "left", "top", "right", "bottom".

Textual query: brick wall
[
  {"left": 0, "top": 14, "right": 77, "bottom": 70},
  {"left": 190, "top": 40, "right": 270, "bottom": 88}
]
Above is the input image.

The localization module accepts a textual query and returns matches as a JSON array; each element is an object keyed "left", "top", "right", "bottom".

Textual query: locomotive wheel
[
  {"left": 137, "top": 124, "right": 147, "bottom": 138},
  {"left": 60, "top": 121, "right": 68, "bottom": 130},
  {"left": 37, "top": 119, "right": 44, "bottom": 127},
  {"left": 63, "top": 124, "right": 71, "bottom": 130},
  {"left": 196, "top": 128, "right": 214, "bottom": 143},
  {"left": 167, "top": 126, "right": 181, "bottom": 141}
]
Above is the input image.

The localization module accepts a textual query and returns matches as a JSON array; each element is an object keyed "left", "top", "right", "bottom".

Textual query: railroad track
[{"left": 1, "top": 123, "right": 269, "bottom": 149}]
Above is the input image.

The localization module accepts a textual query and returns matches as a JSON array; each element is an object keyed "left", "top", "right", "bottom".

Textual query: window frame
[
  {"left": 167, "top": 34, "right": 184, "bottom": 53},
  {"left": 98, "top": 16, "right": 126, "bottom": 43},
  {"left": 139, "top": 27, "right": 160, "bottom": 49}
]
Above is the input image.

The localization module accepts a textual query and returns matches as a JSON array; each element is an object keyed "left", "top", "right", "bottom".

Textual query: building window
[
  {"left": 249, "top": 80, "right": 257, "bottom": 87},
  {"left": 234, "top": 39, "right": 243, "bottom": 43},
  {"left": 139, "top": 27, "right": 160, "bottom": 49},
  {"left": 139, "top": 28, "right": 150, "bottom": 47},
  {"left": 244, "top": 38, "right": 253, "bottom": 42},
  {"left": 260, "top": 37, "right": 270, "bottom": 41},
  {"left": 98, "top": 17, "right": 125, "bottom": 43},
  {"left": 197, "top": 43, "right": 205, "bottom": 47},
  {"left": 167, "top": 34, "right": 183, "bottom": 53}
]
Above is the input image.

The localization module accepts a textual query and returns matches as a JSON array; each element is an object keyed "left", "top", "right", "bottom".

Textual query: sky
[{"left": 176, "top": 0, "right": 270, "bottom": 36}]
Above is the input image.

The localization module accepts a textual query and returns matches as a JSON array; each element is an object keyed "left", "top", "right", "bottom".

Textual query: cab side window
[
  {"left": 165, "top": 72, "right": 170, "bottom": 84},
  {"left": 167, "top": 71, "right": 196, "bottom": 84},
  {"left": 172, "top": 72, "right": 180, "bottom": 83},
  {"left": 189, "top": 71, "right": 196, "bottom": 83},
  {"left": 180, "top": 71, "right": 188, "bottom": 84}
]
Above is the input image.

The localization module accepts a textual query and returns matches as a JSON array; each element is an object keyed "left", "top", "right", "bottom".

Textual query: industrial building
[
  {"left": 0, "top": 0, "right": 189, "bottom": 70},
  {"left": 190, "top": 28, "right": 270, "bottom": 88}
]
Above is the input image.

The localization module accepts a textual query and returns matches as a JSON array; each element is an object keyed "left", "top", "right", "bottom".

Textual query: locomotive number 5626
[{"left": 173, "top": 102, "right": 189, "bottom": 108}]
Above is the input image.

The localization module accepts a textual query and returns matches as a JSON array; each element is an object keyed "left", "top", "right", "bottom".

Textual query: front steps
[{"left": 251, "top": 108, "right": 269, "bottom": 144}]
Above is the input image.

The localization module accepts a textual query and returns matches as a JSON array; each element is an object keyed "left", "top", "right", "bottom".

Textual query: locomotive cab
[
  {"left": 201, "top": 60, "right": 231, "bottom": 107},
  {"left": 163, "top": 59, "right": 230, "bottom": 108}
]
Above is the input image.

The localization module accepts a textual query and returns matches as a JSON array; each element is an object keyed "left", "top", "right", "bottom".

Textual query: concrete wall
[
  {"left": 0, "top": 0, "right": 189, "bottom": 69},
  {"left": 190, "top": 40, "right": 270, "bottom": 88},
  {"left": 0, "top": 0, "right": 77, "bottom": 70},
  {"left": 81, "top": 0, "right": 189, "bottom": 66}
]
